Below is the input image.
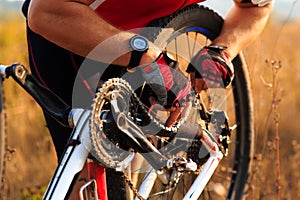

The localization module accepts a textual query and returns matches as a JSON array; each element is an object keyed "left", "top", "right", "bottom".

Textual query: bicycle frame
[
  {"left": 0, "top": 63, "right": 225, "bottom": 199},
  {"left": 44, "top": 108, "right": 224, "bottom": 200}
]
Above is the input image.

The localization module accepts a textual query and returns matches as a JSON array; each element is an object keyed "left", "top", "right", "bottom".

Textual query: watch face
[{"left": 130, "top": 36, "right": 149, "bottom": 51}]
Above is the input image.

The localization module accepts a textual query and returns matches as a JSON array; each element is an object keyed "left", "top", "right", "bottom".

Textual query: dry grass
[
  {"left": 243, "top": 19, "right": 300, "bottom": 199},
  {"left": 0, "top": 13, "right": 57, "bottom": 199},
  {"left": 0, "top": 10, "right": 300, "bottom": 200}
]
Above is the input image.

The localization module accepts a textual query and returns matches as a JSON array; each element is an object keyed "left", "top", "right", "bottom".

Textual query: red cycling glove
[
  {"left": 186, "top": 45, "right": 234, "bottom": 88},
  {"left": 141, "top": 52, "right": 191, "bottom": 108}
]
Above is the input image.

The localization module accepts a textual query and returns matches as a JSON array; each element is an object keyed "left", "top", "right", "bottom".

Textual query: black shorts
[{"left": 22, "top": 0, "right": 126, "bottom": 160}]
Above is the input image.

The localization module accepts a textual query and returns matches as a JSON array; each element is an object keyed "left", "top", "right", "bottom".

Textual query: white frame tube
[
  {"left": 43, "top": 109, "right": 91, "bottom": 200},
  {"left": 135, "top": 166, "right": 157, "bottom": 200},
  {"left": 184, "top": 130, "right": 224, "bottom": 200}
]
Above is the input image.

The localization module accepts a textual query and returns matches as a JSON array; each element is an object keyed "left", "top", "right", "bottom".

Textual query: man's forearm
[
  {"left": 212, "top": 2, "right": 273, "bottom": 60},
  {"left": 28, "top": 0, "right": 138, "bottom": 65}
]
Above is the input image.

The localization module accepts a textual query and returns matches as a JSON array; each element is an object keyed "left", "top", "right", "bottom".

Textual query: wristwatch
[{"left": 128, "top": 35, "right": 149, "bottom": 68}]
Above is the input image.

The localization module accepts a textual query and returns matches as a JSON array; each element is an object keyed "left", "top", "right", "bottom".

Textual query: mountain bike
[{"left": 0, "top": 4, "right": 254, "bottom": 200}]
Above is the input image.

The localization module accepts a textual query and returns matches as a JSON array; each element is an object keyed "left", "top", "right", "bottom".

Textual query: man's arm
[
  {"left": 212, "top": 1, "right": 273, "bottom": 60},
  {"left": 27, "top": 0, "right": 159, "bottom": 65},
  {"left": 189, "top": 1, "right": 273, "bottom": 92}
]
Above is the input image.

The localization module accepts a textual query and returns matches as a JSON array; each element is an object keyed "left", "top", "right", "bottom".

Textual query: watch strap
[{"left": 128, "top": 50, "right": 145, "bottom": 69}]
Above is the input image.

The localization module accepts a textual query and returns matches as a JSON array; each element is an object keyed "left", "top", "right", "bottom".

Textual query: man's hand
[
  {"left": 140, "top": 52, "right": 191, "bottom": 108},
  {"left": 187, "top": 45, "right": 234, "bottom": 92}
]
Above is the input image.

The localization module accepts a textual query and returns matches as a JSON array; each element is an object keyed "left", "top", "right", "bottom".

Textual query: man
[{"left": 22, "top": 0, "right": 273, "bottom": 160}]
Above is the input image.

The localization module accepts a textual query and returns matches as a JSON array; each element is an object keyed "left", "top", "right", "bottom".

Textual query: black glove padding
[{"left": 140, "top": 52, "right": 191, "bottom": 108}]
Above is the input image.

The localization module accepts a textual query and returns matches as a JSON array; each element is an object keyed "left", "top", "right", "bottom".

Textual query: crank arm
[
  {"left": 2, "top": 63, "right": 71, "bottom": 127},
  {"left": 115, "top": 111, "right": 168, "bottom": 169},
  {"left": 110, "top": 95, "right": 168, "bottom": 169}
]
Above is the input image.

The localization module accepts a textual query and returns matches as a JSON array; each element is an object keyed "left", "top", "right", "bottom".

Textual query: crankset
[
  {"left": 89, "top": 78, "right": 191, "bottom": 170},
  {"left": 89, "top": 77, "right": 231, "bottom": 171}
]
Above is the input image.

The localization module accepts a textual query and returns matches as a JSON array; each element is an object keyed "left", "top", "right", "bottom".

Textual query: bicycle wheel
[
  {"left": 0, "top": 77, "right": 7, "bottom": 193},
  {"left": 91, "top": 4, "right": 254, "bottom": 200},
  {"left": 133, "top": 4, "right": 254, "bottom": 200}
]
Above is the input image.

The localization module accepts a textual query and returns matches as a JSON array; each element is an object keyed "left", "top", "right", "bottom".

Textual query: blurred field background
[{"left": 0, "top": 1, "right": 300, "bottom": 199}]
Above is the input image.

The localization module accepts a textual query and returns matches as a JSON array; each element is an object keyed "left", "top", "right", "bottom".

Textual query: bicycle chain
[
  {"left": 98, "top": 77, "right": 191, "bottom": 133},
  {"left": 122, "top": 173, "right": 144, "bottom": 200}
]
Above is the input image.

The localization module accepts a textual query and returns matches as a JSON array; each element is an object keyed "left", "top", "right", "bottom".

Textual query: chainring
[
  {"left": 89, "top": 77, "right": 206, "bottom": 170},
  {"left": 90, "top": 78, "right": 135, "bottom": 169}
]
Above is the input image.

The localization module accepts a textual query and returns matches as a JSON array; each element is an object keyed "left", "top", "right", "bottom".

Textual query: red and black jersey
[
  {"left": 93, "top": 0, "right": 205, "bottom": 30},
  {"left": 91, "top": 0, "right": 268, "bottom": 30}
]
